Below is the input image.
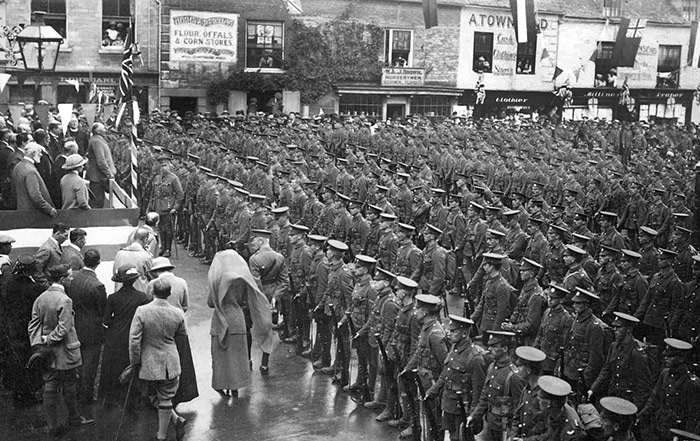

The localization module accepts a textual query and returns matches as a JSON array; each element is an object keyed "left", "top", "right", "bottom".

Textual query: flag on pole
[
  {"left": 688, "top": 21, "right": 699, "bottom": 66},
  {"left": 116, "top": 22, "right": 135, "bottom": 104},
  {"left": 611, "top": 17, "right": 646, "bottom": 67},
  {"left": 422, "top": 0, "right": 438, "bottom": 29},
  {"left": 509, "top": 0, "right": 537, "bottom": 44}
]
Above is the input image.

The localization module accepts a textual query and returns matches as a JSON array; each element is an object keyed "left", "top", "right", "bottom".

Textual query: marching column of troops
[{"left": 128, "top": 112, "right": 700, "bottom": 441}]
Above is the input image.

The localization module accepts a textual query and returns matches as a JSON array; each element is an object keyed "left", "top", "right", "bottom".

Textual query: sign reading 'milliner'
[{"left": 170, "top": 10, "right": 238, "bottom": 63}]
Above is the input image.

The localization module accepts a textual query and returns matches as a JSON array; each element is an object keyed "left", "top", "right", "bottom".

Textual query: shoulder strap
[{"left": 504, "top": 367, "right": 516, "bottom": 397}]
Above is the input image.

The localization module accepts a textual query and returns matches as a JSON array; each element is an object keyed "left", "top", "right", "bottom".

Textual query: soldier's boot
[{"left": 388, "top": 394, "right": 411, "bottom": 428}]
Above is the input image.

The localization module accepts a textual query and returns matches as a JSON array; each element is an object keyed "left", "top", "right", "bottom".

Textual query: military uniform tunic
[
  {"left": 471, "top": 272, "right": 515, "bottom": 334},
  {"left": 605, "top": 269, "right": 647, "bottom": 317},
  {"left": 418, "top": 241, "right": 446, "bottom": 296},
  {"left": 590, "top": 337, "right": 652, "bottom": 409},
  {"left": 405, "top": 317, "right": 448, "bottom": 389},
  {"left": 469, "top": 357, "right": 526, "bottom": 432},
  {"left": 429, "top": 339, "right": 488, "bottom": 414},
  {"left": 508, "top": 278, "right": 546, "bottom": 345},
  {"left": 534, "top": 305, "right": 573, "bottom": 373},
  {"left": 563, "top": 309, "right": 606, "bottom": 387},
  {"left": 388, "top": 302, "right": 421, "bottom": 369},
  {"left": 394, "top": 242, "right": 422, "bottom": 281},
  {"left": 639, "top": 366, "right": 700, "bottom": 440}
]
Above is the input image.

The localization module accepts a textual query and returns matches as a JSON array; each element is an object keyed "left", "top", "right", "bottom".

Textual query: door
[{"left": 386, "top": 104, "right": 405, "bottom": 120}]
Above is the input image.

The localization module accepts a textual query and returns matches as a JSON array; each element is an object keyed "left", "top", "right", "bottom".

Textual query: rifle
[
  {"left": 412, "top": 368, "right": 441, "bottom": 441},
  {"left": 329, "top": 304, "right": 349, "bottom": 388},
  {"left": 456, "top": 391, "right": 475, "bottom": 441},
  {"left": 375, "top": 333, "right": 400, "bottom": 418},
  {"left": 345, "top": 311, "right": 371, "bottom": 402},
  {"left": 398, "top": 370, "right": 422, "bottom": 441},
  {"left": 554, "top": 345, "right": 565, "bottom": 378}
]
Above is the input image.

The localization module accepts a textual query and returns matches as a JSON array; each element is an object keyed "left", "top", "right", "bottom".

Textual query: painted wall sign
[
  {"left": 170, "top": 10, "right": 238, "bottom": 63},
  {"left": 381, "top": 67, "right": 425, "bottom": 86}
]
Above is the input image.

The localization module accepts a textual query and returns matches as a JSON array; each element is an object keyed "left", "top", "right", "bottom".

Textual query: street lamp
[{"left": 15, "top": 11, "right": 63, "bottom": 72}]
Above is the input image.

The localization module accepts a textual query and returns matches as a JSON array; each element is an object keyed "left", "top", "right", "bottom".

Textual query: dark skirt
[{"left": 174, "top": 333, "right": 198, "bottom": 405}]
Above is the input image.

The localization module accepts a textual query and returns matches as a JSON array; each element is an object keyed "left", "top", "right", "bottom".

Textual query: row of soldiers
[{"left": 122, "top": 114, "right": 700, "bottom": 440}]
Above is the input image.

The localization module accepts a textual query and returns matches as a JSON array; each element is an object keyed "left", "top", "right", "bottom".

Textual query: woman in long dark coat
[
  {"left": 98, "top": 265, "right": 149, "bottom": 406},
  {"left": 0, "top": 255, "right": 44, "bottom": 404}
]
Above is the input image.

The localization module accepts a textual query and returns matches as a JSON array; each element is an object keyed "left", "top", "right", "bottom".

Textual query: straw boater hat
[{"left": 62, "top": 153, "right": 88, "bottom": 170}]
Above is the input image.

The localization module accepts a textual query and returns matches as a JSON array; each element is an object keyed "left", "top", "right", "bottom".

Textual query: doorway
[
  {"left": 169, "top": 96, "right": 198, "bottom": 115},
  {"left": 387, "top": 103, "right": 405, "bottom": 120}
]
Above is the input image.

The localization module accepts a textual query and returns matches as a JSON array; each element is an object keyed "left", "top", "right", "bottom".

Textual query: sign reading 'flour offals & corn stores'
[{"left": 170, "top": 10, "right": 239, "bottom": 63}]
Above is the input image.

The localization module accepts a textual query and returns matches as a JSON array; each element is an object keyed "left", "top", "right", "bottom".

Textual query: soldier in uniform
[
  {"left": 149, "top": 155, "right": 184, "bottom": 258},
  {"left": 363, "top": 267, "right": 400, "bottom": 419},
  {"left": 639, "top": 338, "right": 700, "bottom": 441},
  {"left": 595, "top": 245, "right": 624, "bottom": 319},
  {"left": 471, "top": 253, "right": 515, "bottom": 344},
  {"left": 504, "top": 209, "right": 529, "bottom": 263},
  {"left": 402, "top": 294, "right": 448, "bottom": 440},
  {"left": 418, "top": 224, "right": 447, "bottom": 298},
  {"left": 363, "top": 205, "right": 383, "bottom": 257},
  {"left": 502, "top": 258, "right": 546, "bottom": 346},
  {"left": 375, "top": 213, "right": 398, "bottom": 271},
  {"left": 605, "top": 249, "right": 648, "bottom": 318},
  {"left": 671, "top": 255, "right": 700, "bottom": 342},
  {"left": 589, "top": 312, "right": 652, "bottom": 410},
  {"left": 635, "top": 248, "right": 683, "bottom": 346},
  {"left": 543, "top": 225, "right": 568, "bottom": 285},
  {"left": 308, "top": 234, "right": 330, "bottom": 364},
  {"left": 331, "top": 194, "right": 353, "bottom": 246},
  {"left": 343, "top": 255, "right": 377, "bottom": 401},
  {"left": 524, "top": 218, "right": 548, "bottom": 266},
  {"left": 440, "top": 193, "right": 467, "bottom": 254},
  {"left": 563, "top": 288, "right": 608, "bottom": 391},
  {"left": 318, "top": 240, "right": 354, "bottom": 385},
  {"left": 511, "top": 346, "right": 547, "bottom": 439},
  {"left": 562, "top": 245, "right": 594, "bottom": 310},
  {"left": 394, "top": 223, "right": 422, "bottom": 282},
  {"left": 646, "top": 188, "right": 672, "bottom": 248},
  {"left": 670, "top": 227, "right": 696, "bottom": 283},
  {"left": 518, "top": 375, "right": 586, "bottom": 441},
  {"left": 534, "top": 284, "right": 574, "bottom": 375},
  {"left": 571, "top": 233, "right": 599, "bottom": 279},
  {"left": 618, "top": 181, "right": 648, "bottom": 251},
  {"left": 599, "top": 396, "right": 639, "bottom": 441},
  {"left": 638, "top": 226, "right": 660, "bottom": 278},
  {"left": 425, "top": 315, "right": 488, "bottom": 441},
  {"left": 228, "top": 188, "right": 252, "bottom": 258},
  {"left": 466, "top": 330, "right": 526, "bottom": 441},
  {"left": 599, "top": 211, "right": 626, "bottom": 252},
  {"left": 249, "top": 194, "right": 269, "bottom": 231},
  {"left": 374, "top": 185, "right": 396, "bottom": 215},
  {"left": 428, "top": 188, "right": 449, "bottom": 232},
  {"left": 386, "top": 276, "right": 421, "bottom": 434},
  {"left": 288, "top": 224, "right": 312, "bottom": 354},
  {"left": 393, "top": 172, "right": 413, "bottom": 224},
  {"left": 270, "top": 207, "right": 292, "bottom": 260},
  {"left": 301, "top": 182, "right": 323, "bottom": 232},
  {"left": 572, "top": 212, "right": 599, "bottom": 258},
  {"left": 182, "top": 154, "right": 202, "bottom": 251},
  {"left": 347, "top": 199, "right": 370, "bottom": 258}
]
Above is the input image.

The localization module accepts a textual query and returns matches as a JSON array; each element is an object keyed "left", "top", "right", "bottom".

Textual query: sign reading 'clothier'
[{"left": 170, "top": 10, "right": 238, "bottom": 63}]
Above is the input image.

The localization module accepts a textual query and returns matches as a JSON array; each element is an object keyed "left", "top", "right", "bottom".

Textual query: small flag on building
[
  {"left": 688, "top": 21, "right": 699, "bottom": 66},
  {"left": 422, "top": 0, "right": 438, "bottom": 29},
  {"left": 540, "top": 48, "right": 550, "bottom": 61},
  {"left": 552, "top": 66, "right": 563, "bottom": 81},
  {"left": 509, "top": 0, "right": 537, "bottom": 44},
  {"left": 611, "top": 17, "right": 646, "bottom": 67}
]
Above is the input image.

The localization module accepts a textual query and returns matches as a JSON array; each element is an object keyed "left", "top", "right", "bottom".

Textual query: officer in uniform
[
  {"left": 639, "top": 338, "right": 700, "bottom": 440},
  {"left": 563, "top": 288, "right": 607, "bottom": 391},
  {"left": 318, "top": 240, "right": 354, "bottom": 384},
  {"left": 394, "top": 223, "right": 422, "bottom": 281},
  {"left": 425, "top": 314, "right": 488, "bottom": 441},
  {"left": 288, "top": 224, "right": 312, "bottom": 353},
  {"left": 343, "top": 254, "right": 377, "bottom": 402},
  {"left": 635, "top": 248, "right": 683, "bottom": 346},
  {"left": 502, "top": 258, "right": 546, "bottom": 346},
  {"left": 471, "top": 253, "right": 515, "bottom": 344},
  {"left": 403, "top": 294, "right": 448, "bottom": 440},
  {"left": 589, "top": 312, "right": 652, "bottom": 409},
  {"left": 386, "top": 276, "right": 421, "bottom": 432},
  {"left": 638, "top": 226, "right": 660, "bottom": 277},
  {"left": 511, "top": 346, "right": 547, "bottom": 439},
  {"left": 149, "top": 154, "right": 184, "bottom": 258},
  {"left": 363, "top": 267, "right": 400, "bottom": 418},
  {"left": 599, "top": 396, "right": 639, "bottom": 441},
  {"left": 418, "top": 224, "right": 447, "bottom": 298},
  {"left": 534, "top": 284, "right": 574, "bottom": 375},
  {"left": 466, "top": 330, "right": 526, "bottom": 441},
  {"left": 605, "top": 249, "right": 648, "bottom": 318}
]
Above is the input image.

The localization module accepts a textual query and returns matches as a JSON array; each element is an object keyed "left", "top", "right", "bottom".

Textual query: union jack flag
[{"left": 117, "top": 23, "right": 135, "bottom": 103}]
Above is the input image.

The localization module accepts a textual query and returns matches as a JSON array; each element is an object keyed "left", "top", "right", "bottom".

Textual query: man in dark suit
[
  {"left": 129, "top": 278, "right": 188, "bottom": 441},
  {"left": 62, "top": 228, "right": 86, "bottom": 271},
  {"left": 0, "top": 128, "right": 19, "bottom": 210},
  {"left": 34, "top": 223, "right": 70, "bottom": 288},
  {"left": 11, "top": 141, "right": 56, "bottom": 217},
  {"left": 86, "top": 122, "right": 116, "bottom": 209},
  {"left": 65, "top": 249, "right": 106, "bottom": 404}
]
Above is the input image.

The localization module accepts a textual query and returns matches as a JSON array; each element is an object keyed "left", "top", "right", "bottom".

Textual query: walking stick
[
  {"left": 171, "top": 212, "right": 179, "bottom": 260},
  {"left": 114, "top": 367, "right": 136, "bottom": 441}
]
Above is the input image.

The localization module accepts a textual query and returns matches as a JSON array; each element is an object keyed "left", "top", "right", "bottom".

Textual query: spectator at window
[
  {"left": 606, "top": 68, "right": 617, "bottom": 88},
  {"left": 259, "top": 50, "right": 274, "bottom": 68},
  {"left": 393, "top": 57, "right": 407, "bottom": 67},
  {"left": 595, "top": 74, "right": 606, "bottom": 88}
]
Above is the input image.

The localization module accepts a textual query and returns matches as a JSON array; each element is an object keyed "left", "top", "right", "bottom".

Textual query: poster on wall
[{"left": 170, "top": 10, "right": 238, "bottom": 63}]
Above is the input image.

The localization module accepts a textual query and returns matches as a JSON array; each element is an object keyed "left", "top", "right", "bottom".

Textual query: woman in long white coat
[{"left": 207, "top": 250, "right": 274, "bottom": 395}]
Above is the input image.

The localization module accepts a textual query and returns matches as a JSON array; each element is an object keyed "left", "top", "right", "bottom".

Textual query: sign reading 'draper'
[
  {"left": 381, "top": 68, "right": 425, "bottom": 87},
  {"left": 170, "top": 10, "right": 238, "bottom": 63}
]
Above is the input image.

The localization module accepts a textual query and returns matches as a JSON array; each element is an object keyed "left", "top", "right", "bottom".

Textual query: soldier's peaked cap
[
  {"left": 664, "top": 337, "right": 693, "bottom": 351},
  {"left": 396, "top": 276, "right": 418, "bottom": 289},
  {"left": 355, "top": 254, "right": 377, "bottom": 266},
  {"left": 572, "top": 287, "right": 600, "bottom": 302},
  {"left": 251, "top": 229, "right": 272, "bottom": 237},
  {"left": 249, "top": 194, "right": 266, "bottom": 202},
  {"left": 521, "top": 258, "right": 543, "bottom": 271},
  {"left": 380, "top": 212, "right": 398, "bottom": 221},
  {"left": 600, "top": 211, "right": 618, "bottom": 218},
  {"left": 669, "top": 429, "right": 700, "bottom": 441},
  {"left": 424, "top": 224, "right": 443, "bottom": 235},
  {"left": 483, "top": 253, "right": 506, "bottom": 263},
  {"left": 375, "top": 267, "right": 396, "bottom": 279},
  {"left": 327, "top": 239, "right": 349, "bottom": 251},
  {"left": 487, "top": 228, "right": 506, "bottom": 238},
  {"left": 290, "top": 224, "right": 309, "bottom": 233},
  {"left": 548, "top": 284, "right": 570, "bottom": 298},
  {"left": 621, "top": 249, "right": 642, "bottom": 259},
  {"left": 599, "top": 396, "right": 638, "bottom": 417},
  {"left": 308, "top": 234, "right": 328, "bottom": 243},
  {"left": 397, "top": 223, "right": 416, "bottom": 233},
  {"left": 447, "top": 314, "right": 474, "bottom": 329},
  {"left": 486, "top": 330, "right": 515, "bottom": 345},
  {"left": 271, "top": 206, "right": 290, "bottom": 215},
  {"left": 515, "top": 346, "right": 546, "bottom": 363},
  {"left": 538, "top": 375, "right": 571, "bottom": 398},
  {"left": 658, "top": 248, "right": 678, "bottom": 258},
  {"left": 565, "top": 244, "right": 586, "bottom": 256},
  {"left": 612, "top": 311, "right": 639, "bottom": 326},
  {"left": 639, "top": 226, "right": 659, "bottom": 236},
  {"left": 503, "top": 209, "right": 520, "bottom": 216},
  {"left": 415, "top": 294, "right": 441, "bottom": 309}
]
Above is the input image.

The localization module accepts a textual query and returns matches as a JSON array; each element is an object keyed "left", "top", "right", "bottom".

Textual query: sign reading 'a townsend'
[{"left": 170, "top": 10, "right": 238, "bottom": 63}]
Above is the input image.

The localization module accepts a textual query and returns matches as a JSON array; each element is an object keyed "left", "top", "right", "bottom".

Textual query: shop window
[
  {"left": 9, "top": 85, "right": 40, "bottom": 104},
  {"left": 246, "top": 21, "right": 284, "bottom": 69},
  {"left": 682, "top": 0, "right": 699, "bottom": 21},
  {"left": 101, "top": 0, "right": 130, "bottom": 48},
  {"left": 339, "top": 94, "right": 382, "bottom": 117},
  {"left": 384, "top": 30, "right": 413, "bottom": 67},
  {"left": 657, "top": 45, "right": 681, "bottom": 88},
  {"left": 58, "top": 84, "right": 87, "bottom": 104},
  {"left": 473, "top": 32, "right": 493, "bottom": 73},
  {"left": 603, "top": 0, "right": 621, "bottom": 17},
  {"left": 594, "top": 42, "right": 616, "bottom": 87},
  {"left": 516, "top": 39, "right": 536, "bottom": 75},
  {"left": 410, "top": 96, "right": 453, "bottom": 117},
  {"left": 31, "top": 0, "right": 66, "bottom": 38}
]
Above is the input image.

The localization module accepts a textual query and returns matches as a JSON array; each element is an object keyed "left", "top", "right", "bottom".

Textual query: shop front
[{"left": 460, "top": 89, "right": 557, "bottom": 119}]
